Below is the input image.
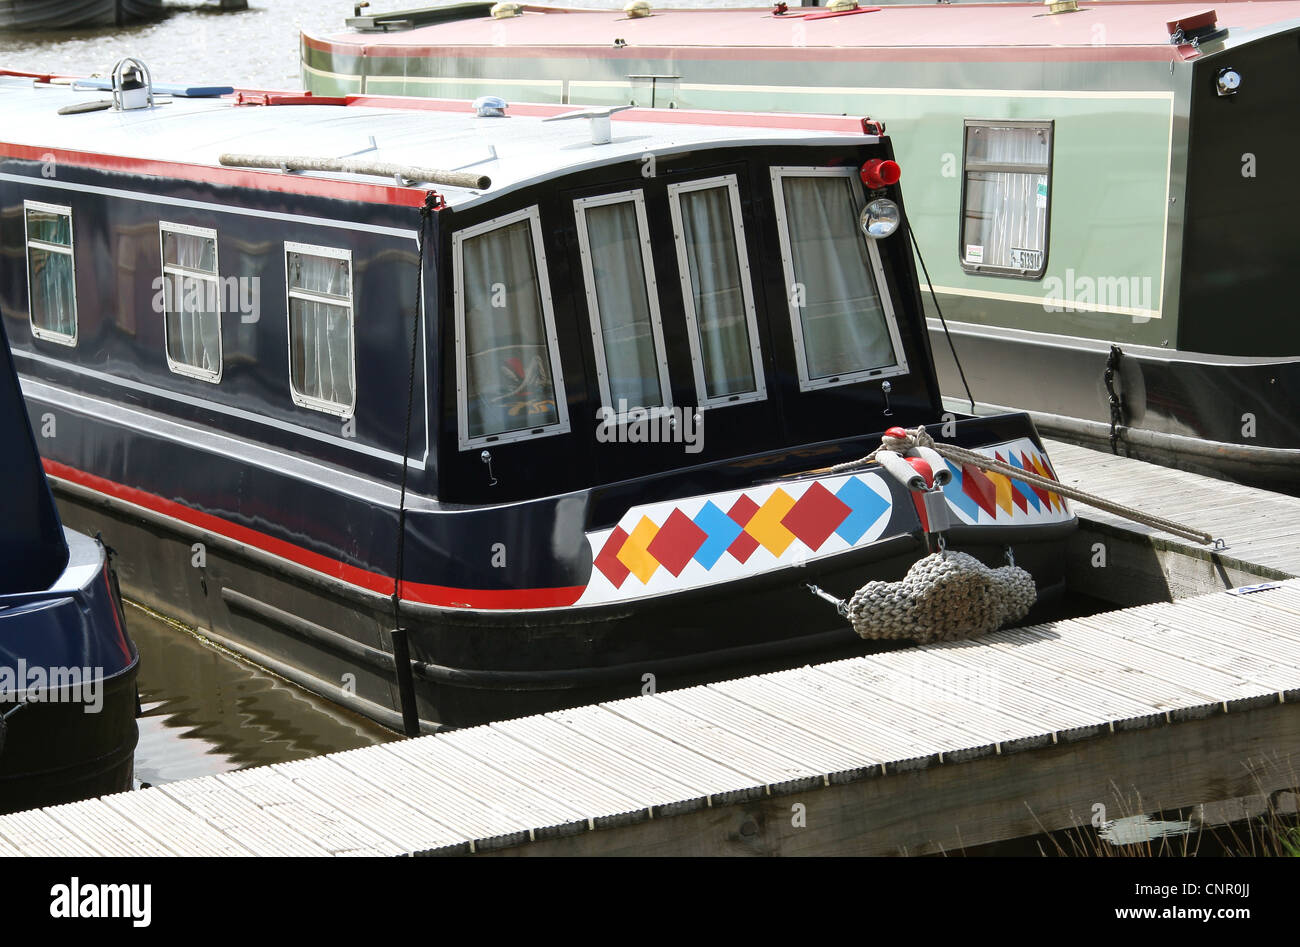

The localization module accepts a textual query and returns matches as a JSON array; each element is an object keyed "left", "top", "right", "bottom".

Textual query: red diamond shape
[
  {"left": 1019, "top": 452, "right": 1055, "bottom": 509},
  {"left": 646, "top": 509, "right": 707, "bottom": 577},
  {"left": 961, "top": 463, "right": 998, "bottom": 518},
  {"left": 780, "top": 482, "right": 851, "bottom": 552},
  {"left": 593, "top": 526, "right": 631, "bottom": 587},
  {"left": 727, "top": 494, "right": 760, "bottom": 563}
]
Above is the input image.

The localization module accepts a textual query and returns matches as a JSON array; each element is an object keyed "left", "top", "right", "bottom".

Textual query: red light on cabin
[{"left": 860, "top": 159, "right": 901, "bottom": 189}]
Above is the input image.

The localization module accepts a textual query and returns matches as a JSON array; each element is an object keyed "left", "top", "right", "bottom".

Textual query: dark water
[{"left": 129, "top": 604, "right": 393, "bottom": 786}]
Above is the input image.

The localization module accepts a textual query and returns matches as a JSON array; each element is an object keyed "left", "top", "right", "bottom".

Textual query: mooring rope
[{"left": 828, "top": 425, "right": 1219, "bottom": 547}]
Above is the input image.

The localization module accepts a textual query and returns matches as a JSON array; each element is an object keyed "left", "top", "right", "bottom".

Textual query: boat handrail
[{"left": 218, "top": 152, "right": 490, "bottom": 191}]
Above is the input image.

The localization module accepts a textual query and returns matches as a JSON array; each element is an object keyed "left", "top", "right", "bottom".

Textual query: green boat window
[
  {"left": 160, "top": 223, "right": 222, "bottom": 383},
  {"left": 960, "top": 121, "right": 1052, "bottom": 280},
  {"left": 454, "top": 206, "right": 570, "bottom": 449},
  {"left": 286, "top": 243, "right": 355, "bottom": 417},
  {"left": 25, "top": 202, "right": 77, "bottom": 346}
]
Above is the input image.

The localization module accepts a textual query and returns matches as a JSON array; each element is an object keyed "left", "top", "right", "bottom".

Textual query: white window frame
[
  {"left": 24, "top": 199, "right": 78, "bottom": 347},
  {"left": 284, "top": 241, "right": 356, "bottom": 418},
  {"left": 159, "top": 221, "right": 223, "bottom": 383},
  {"left": 769, "top": 166, "right": 910, "bottom": 392},
  {"left": 452, "top": 205, "right": 571, "bottom": 451},
  {"left": 573, "top": 189, "right": 673, "bottom": 422},
  {"left": 666, "top": 174, "right": 766, "bottom": 410},
  {"left": 959, "top": 119, "right": 1053, "bottom": 280}
]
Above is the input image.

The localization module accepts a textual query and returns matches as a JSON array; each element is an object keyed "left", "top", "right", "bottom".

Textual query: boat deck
[{"left": 2, "top": 439, "right": 1298, "bottom": 856}]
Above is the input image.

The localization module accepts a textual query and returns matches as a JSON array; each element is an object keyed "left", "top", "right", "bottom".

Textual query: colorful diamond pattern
[
  {"left": 781, "top": 482, "right": 852, "bottom": 551},
  {"left": 592, "top": 474, "right": 891, "bottom": 588},
  {"left": 615, "top": 515, "right": 660, "bottom": 584},
  {"left": 942, "top": 446, "right": 1064, "bottom": 523},
  {"left": 588, "top": 443, "right": 1064, "bottom": 590},
  {"left": 645, "top": 509, "right": 706, "bottom": 577},
  {"left": 692, "top": 501, "right": 743, "bottom": 569}
]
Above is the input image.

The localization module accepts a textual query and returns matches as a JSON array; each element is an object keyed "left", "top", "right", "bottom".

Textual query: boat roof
[
  {"left": 0, "top": 77, "right": 876, "bottom": 209},
  {"left": 306, "top": 1, "right": 1300, "bottom": 61}
]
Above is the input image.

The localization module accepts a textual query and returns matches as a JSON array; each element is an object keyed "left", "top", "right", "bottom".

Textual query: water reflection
[{"left": 129, "top": 604, "right": 394, "bottom": 786}]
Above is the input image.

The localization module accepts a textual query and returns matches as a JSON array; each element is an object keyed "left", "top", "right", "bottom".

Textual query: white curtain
[
  {"left": 164, "top": 230, "right": 220, "bottom": 374},
  {"left": 289, "top": 252, "right": 353, "bottom": 407},
  {"left": 678, "top": 186, "right": 756, "bottom": 400},
  {"left": 781, "top": 176, "right": 895, "bottom": 378},
  {"left": 26, "top": 209, "right": 75, "bottom": 338},
  {"left": 963, "top": 125, "right": 1049, "bottom": 269},
  {"left": 462, "top": 219, "right": 559, "bottom": 438},
  {"left": 584, "top": 201, "right": 662, "bottom": 410}
]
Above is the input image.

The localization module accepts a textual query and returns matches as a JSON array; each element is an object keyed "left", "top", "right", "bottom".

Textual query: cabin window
[
  {"left": 770, "top": 167, "right": 909, "bottom": 391},
  {"left": 285, "top": 243, "right": 355, "bottom": 417},
  {"left": 667, "top": 175, "right": 765, "bottom": 409},
  {"left": 453, "top": 206, "right": 570, "bottom": 449},
  {"left": 24, "top": 201, "right": 77, "bottom": 346},
  {"left": 159, "top": 222, "right": 222, "bottom": 382},
  {"left": 960, "top": 120, "right": 1052, "bottom": 279},
  {"left": 573, "top": 190, "right": 672, "bottom": 419}
]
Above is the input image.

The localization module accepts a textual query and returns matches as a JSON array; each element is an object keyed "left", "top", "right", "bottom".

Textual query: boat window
[
  {"left": 770, "top": 167, "right": 909, "bottom": 391},
  {"left": 24, "top": 201, "right": 77, "bottom": 346},
  {"left": 453, "top": 206, "right": 570, "bottom": 449},
  {"left": 573, "top": 190, "right": 672, "bottom": 418},
  {"left": 285, "top": 242, "right": 355, "bottom": 417},
  {"left": 960, "top": 120, "right": 1052, "bottom": 279},
  {"left": 667, "top": 175, "right": 765, "bottom": 409},
  {"left": 159, "top": 222, "right": 222, "bottom": 382}
]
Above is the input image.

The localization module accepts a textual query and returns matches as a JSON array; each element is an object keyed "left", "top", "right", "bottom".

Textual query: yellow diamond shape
[
  {"left": 744, "top": 488, "right": 797, "bottom": 557},
  {"left": 616, "top": 515, "right": 660, "bottom": 584},
  {"left": 989, "top": 470, "right": 1015, "bottom": 517}
]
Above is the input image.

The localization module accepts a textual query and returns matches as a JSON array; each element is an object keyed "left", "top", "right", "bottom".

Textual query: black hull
[
  {"left": 929, "top": 321, "right": 1300, "bottom": 493},
  {"left": 52, "top": 479, "right": 1071, "bottom": 731},
  {"left": 0, "top": 0, "right": 165, "bottom": 29},
  {"left": 0, "top": 660, "right": 138, "bottom": 816}
]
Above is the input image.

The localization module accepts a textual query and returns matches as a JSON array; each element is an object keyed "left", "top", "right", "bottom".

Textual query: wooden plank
[
  {"left": 41, "top": 797, "right": 180, "bottom": 857},
  {"left": 438, "top": 725, "right": 647, "bottom": 824},
  {"left": 268, "top": 755, "right": 463, "bottom": 853},
  {"left": 101, "top": 787, "right": 255, "bottom": 857},
  {"left": 159, "top": 775, "right": 333, "bottom": 856},
  {"left": 486, "top": 701, "right": 1300, "bottom": 857},
  {"left": 0, "top": 807, "right": 108, "bottom": 857},
  {"left": 488, "top": 715, "right": 702, "bottom": 808},
  {"left": 216, "top": 765, "right": 404, "bottom": 856}
]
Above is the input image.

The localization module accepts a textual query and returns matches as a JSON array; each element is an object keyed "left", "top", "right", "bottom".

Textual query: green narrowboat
[{"left": 301, "top": 1, "right": 1300, "bottom": 489}]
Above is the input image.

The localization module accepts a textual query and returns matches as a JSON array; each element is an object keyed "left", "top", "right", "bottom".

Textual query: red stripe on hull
[{"left": 42, "top": 459, "right": 586, "bottom": 610}]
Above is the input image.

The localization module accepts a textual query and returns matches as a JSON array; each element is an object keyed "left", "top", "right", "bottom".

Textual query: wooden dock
[{"left": 2, "top": 440, "right": 1298, "bottom": 856}]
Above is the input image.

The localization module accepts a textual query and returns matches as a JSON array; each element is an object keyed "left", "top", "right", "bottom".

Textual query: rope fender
[{"left": 846, "top": 551, "right": 1037, "bottom": 643}]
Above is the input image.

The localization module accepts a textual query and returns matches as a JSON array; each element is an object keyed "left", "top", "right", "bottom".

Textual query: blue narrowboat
[
  {"left": 0, "top": 66, "right": 1075, "bottom": 731},
  {"left": 0, "top": 291, "right": 138, "bottom": 816}
]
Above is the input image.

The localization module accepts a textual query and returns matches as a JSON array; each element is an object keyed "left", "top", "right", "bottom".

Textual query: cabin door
[{"left": 561, "top": 166, "right": 786, "bottom": 484}]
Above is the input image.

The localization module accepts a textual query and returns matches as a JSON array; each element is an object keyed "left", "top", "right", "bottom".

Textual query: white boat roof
[{"left": 0, "top": 76, "right": 876, "bottom": 209}]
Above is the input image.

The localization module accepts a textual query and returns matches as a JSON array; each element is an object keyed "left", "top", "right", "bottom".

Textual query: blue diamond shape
[
  {"left": 833, "top": 477, "right": 891, "bottom": 544},
  {"left": 692, "top": 500, "right": 744, "bottom": 569},
  {"left": 1005, "top": 452, "right": 1040, "bottom": 512}
]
